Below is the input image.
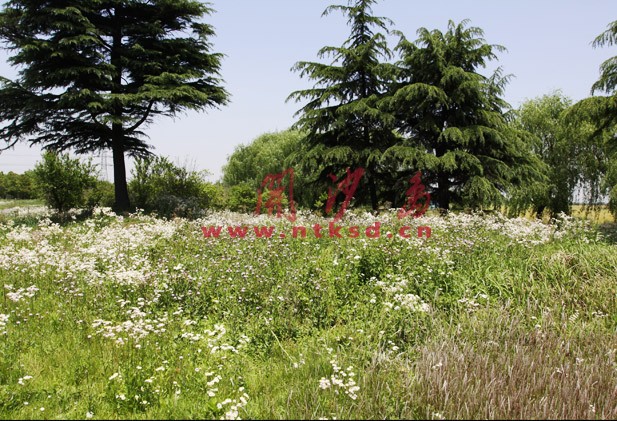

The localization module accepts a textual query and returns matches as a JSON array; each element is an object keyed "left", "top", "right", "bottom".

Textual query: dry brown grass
[
  {"left": 407, "top": 309, "right": 617, "bottom": 420},
  {"left": 572, "top": 205, "right": 615, "bottom": 224}
]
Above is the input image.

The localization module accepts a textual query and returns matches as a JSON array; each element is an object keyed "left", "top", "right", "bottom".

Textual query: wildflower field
[{"left": 0, "top": 206, "right": 616, "bottom": 420}]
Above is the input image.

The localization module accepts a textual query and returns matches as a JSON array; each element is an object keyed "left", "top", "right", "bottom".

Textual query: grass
[
  {"left": 0, "top": 199, "right": 44, "bottom": 211},
  {"left": 0, "top": 208, "right": 615, "bottom": 419}
]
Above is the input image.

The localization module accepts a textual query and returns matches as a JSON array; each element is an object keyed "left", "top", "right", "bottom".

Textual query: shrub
[
  {"left": 85, "top": 180, "right": 116, "bottom": 209},
  {"left": 129, "top": 156, "right": 219, "bottom": 218},
  {"left": 32, "top": 152, "right": 98, "bottom": 213},
  {"left": 226, "top": 183, "right": 258, "bottom": 214}
]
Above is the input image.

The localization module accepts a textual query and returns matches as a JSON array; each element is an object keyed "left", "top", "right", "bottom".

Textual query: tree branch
[{"left": 126, "top": 101, "right": 155, "bottom": 133}]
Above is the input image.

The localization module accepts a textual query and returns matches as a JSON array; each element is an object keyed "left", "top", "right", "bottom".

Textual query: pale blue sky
[{"left": 1, "top": 0, "right": 616, "bottom": 181}]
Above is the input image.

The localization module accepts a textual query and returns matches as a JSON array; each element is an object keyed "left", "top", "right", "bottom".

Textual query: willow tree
[
  {"left": 0, "top": 0, "right": 228, "bottom": 212},
  {"left": 384, "top": 20, "right": 542, "bottom": 211},
  {"left": 508, "top": 93, "right": 576, "bottom": 217},
  {"left": 287, "top": 0, "right": 397, "bottom": 210},
  {"left": 222, "top": 130, "right": 318, "bottom": 209}
]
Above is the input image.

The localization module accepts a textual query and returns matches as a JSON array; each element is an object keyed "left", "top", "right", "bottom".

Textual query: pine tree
[
  {"left": 287, "top": 0, "right": 397, "bottom": 210},
  {"left": 0, "top": 0, "right": 228, "bottom": 212},
  {"left": 384, "top": 20, "right": 542, "bottom": 211}
]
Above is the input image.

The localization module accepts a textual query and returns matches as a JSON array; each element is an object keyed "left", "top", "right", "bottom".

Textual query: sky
[{"left": 0, "top": 0, "right": 616, "bottom": 182}]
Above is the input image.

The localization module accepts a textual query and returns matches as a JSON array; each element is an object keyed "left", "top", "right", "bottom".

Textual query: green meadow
[{"left": 0, "top": 206, "right": 615, "bottom": 419}]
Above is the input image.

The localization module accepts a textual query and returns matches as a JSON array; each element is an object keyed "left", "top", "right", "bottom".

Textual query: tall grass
[{"left": 0, "top": 208, "right": 615, "bottom": 419}]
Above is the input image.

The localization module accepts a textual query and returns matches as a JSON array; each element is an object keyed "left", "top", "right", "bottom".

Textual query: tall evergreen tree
[
  {"left": 384, "top": 20, "right": 542, "bottom": 211},
  {"left": 287, "top": 0, "right": 397, "bottom": 210},
  {"left": 0, "top": 0, "right": 228, "bottom": 212}
]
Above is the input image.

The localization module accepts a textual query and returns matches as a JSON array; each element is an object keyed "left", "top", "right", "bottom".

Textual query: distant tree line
[{"left": 0, "top": 170, "right": 37, "bottom": 200}]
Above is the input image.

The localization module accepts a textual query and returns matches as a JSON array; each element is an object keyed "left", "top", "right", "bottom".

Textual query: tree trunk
[
  {"left": 435, "top": 144, "right": 450, "bottom": 213},
  {"left": 367, "top": 173, "right": 378, "bottom": 211},
  {"left": 110, "top": 8, "right": 130, "bottom": 213},
  {"left": 437, "top": 173, "right": 450, "bottom": 213},
  {"left": 112, "top": 135, "right": 130, "bottom": 213}
]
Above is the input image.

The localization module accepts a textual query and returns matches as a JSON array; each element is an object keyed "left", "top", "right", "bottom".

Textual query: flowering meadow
[{"left": 0, "top": 206, "right": 616, "bottom": 419}]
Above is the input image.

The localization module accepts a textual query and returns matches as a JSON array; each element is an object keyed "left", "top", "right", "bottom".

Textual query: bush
[
  {"left": 129, "top": 156, "right": 220, "bottom": 219},
  {"left": 32, "top": 152, "right": 98, "bottom": 213},
  {"left": 85, "top": 180, "right": 116, "bottom": 209},
  {"left": 226, "top": 183, "right": 258, "bottom": 214}
]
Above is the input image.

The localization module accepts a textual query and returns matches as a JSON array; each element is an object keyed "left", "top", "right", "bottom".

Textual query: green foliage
[
  {"left": 85, "top": 180, "right": 116, "bottom": 209},
  {"left": 225, "top": 183, "right": 258, "bottom": 214},
  {"left": 507, "top": 92, "right": 575, "bottom": 217},
  {"left": 32, "top": 152, "right": 98, "bottom": 213},
  {"left": 288, "top": 0, "right": 398, "bottom": 210},
  {"left": 0, "top": 0, "right": 229, "bottom": 211},
  {"left": 592, "top": 19, "right": 617, "bottom": 96},
  {"left": 578, "top": 19, "right": 617, "bottom": 218},
  {"left": 129, "top": 156, "right": 220, "bottom": 219},
  {"left": 222, "top": 130, "right": 302, "bottom": 187},
  {"left": 289, "top": 9, "right": 546, "bottom": 212},
  {"left": 565, "top": 98, "right": 617, "bottom": 214},
  {"left": 222, "top": 130, "right": 318, "bottom": 209},
  {"left": 386, "top": 20, "right": 544, "bottom": 211},
  {"left": 0, "top": 170, "right": 38, "bottom": 200}
]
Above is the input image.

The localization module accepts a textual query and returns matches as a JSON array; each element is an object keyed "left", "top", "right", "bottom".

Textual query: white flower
[
  {"left": 109, "top": 372, "right": 120, "bottom": 381},
  {"left": 86, "top": 411, "right": 94, "bottom": 419},
  {"left": 319, "top": 378, "right": 331, "bottom": 389}
]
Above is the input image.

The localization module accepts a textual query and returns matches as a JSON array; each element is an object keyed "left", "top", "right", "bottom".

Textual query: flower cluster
[
  {"left": 318, "top": 348, "right": 360, "bottom": 400},
  {"left": 4, "top": 284, "right": 39, "bottom": 303},
  {"left": 0, "top": 313, "right": 8, "bottom": 335}
]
